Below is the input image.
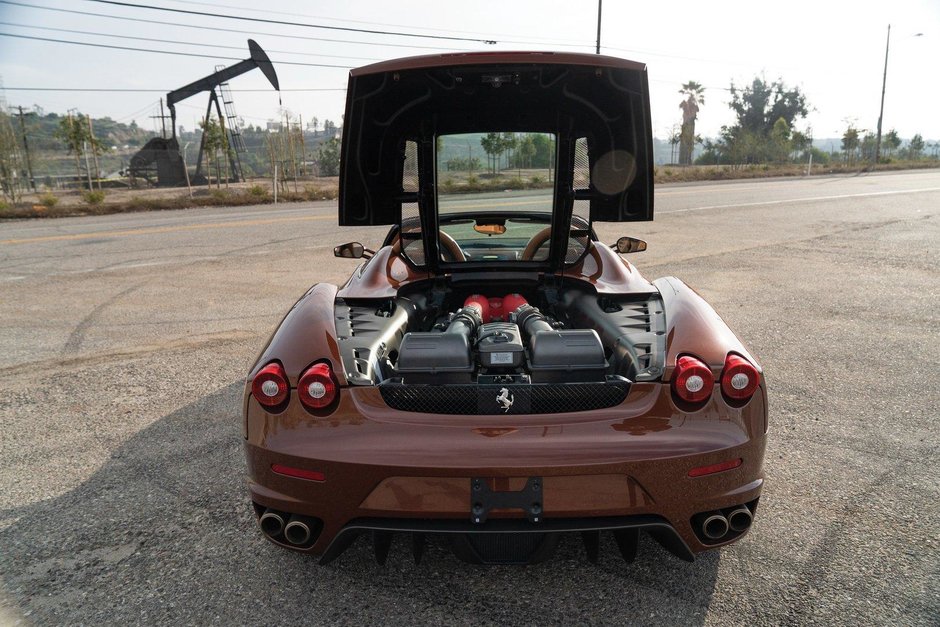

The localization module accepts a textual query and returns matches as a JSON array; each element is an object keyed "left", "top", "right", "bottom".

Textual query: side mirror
[
  {"left": 613, "top": 236, "right": 647, "bottom": 254},
  {"left": 334, "top": 242, "right": 367, "bottom": 259}
]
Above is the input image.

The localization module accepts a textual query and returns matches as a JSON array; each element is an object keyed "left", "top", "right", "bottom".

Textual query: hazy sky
[{"left": 1, "top": 0, "right": 938, "bottom": 143}]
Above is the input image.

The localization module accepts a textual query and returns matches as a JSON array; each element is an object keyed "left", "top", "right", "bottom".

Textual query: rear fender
[
  {"left": 653, "top": 277, "right": 762, "bottom": 381},
  {"left": 246, "top": 283, "right": 344, "bottom": 387}
]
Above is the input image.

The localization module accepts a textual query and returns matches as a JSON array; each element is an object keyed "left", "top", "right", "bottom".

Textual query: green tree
[
  {"left": 529, "top": 133, "right": 555, "bottom": 169},
  {"left": 860, "top": 133, "right": 877, "bottom": 162},
  {"left": 316, "top": 137, "right": 341, "bottom": 176},
  {"left": 500, "top": 132, "right": 517, "bottom": 170},
  {"left": 770, "top": 117, "right": 792, "bottom": 163},
  {"left": 883, "top": 129, "right": 901, "bottom": 157},
  {"left": 729, "top": 77, "right": 807, "bottom": 137},
  {"left": 200, "top": 117, "right": 229, "bottom": 188},
  {"left": 712, "top": 77, "right": 808, "bottom": 165},
  {"left": 791, "top": 129, "right": 811, "bottom": 158},
  {"left": 480, "top": 132, "right": 502, "bottom": 174},
  {"left": 515, "top": 134, "right": 536, "bottom": 168},
  {"left": 678, "top": 81, "right": 705, "bottom": 165},
  {"left": 908, "top": 134, "right": 925, "bottom": 159},
  {"left": 56, "top": 113, "right": 102, "bottom": 189},
  {"left": 841, "top": 126, "right": 860, "bottom": 164},
  {"left": 0, "top": 108, "right": 25, "bottom": 204}
]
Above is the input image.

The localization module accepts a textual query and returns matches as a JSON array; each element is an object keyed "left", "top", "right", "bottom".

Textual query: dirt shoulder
[{"left": 3, "top": 162, "right": 938, "bottom": 220}]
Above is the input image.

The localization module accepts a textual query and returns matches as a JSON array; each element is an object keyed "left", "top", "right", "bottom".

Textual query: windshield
[{"left": 436, "top": 132, "right": 560, "bottom": 263}]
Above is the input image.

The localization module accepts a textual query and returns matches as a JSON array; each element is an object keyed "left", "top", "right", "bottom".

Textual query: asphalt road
[{"left": 1, "top": 170, "right": 938, "bottom": 625}]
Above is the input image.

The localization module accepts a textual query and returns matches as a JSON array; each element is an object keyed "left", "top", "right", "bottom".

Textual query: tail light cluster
[
  {"left": 672, "top": 353, "right": 760, "bottom": 404},
  {"left": 251, "top": 361, "right": 338, "bottom": 413},
  {"left": 251, "top": 362, "right": 289, "bottom": 408}
]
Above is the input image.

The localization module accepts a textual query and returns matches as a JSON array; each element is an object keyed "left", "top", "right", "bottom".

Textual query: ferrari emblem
[{"left": 496, "top": 387, "right": 514, "bottom": 412}]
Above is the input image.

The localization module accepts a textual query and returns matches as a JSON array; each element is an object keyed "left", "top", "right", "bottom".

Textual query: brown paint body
[{"left": 243, "top": 241, "right": 768, "bottom": 557}]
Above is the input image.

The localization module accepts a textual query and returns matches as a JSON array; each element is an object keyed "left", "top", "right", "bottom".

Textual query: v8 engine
[{"left": 395, "top": 294, "right": 607, "bottom": 384}]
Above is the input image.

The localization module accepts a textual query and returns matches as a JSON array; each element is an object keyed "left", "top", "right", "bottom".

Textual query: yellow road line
[{"left": 1, "top": 214, "right": 333, "bottom": 246}]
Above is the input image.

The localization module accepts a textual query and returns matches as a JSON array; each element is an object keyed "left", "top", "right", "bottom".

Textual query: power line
[
  {"left": 0, "top": 20, "right": 383, "bottom": 62},
  {"left": 157, "top": 0, "right": 592, "bottom": 46},
  {"left": 1, "top": 87, "right": 347, "bottom": 92},
  {"left": 83, "top": 0, "right": 498, "bottom": 44},
  {"left": 0, "top": 32, "right": 353, "bottom": 69},
  {"left": 0, "top": 1, "right": 470, "bottom": 52}
]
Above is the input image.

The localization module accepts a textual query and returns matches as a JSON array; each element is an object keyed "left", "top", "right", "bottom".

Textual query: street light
[{"left": 874, "top": 26, "right": 924, "bottom": 164}]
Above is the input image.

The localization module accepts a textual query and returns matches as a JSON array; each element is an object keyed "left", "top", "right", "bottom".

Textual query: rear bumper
[{"left": 244, "top": 381, "right": 767, "bottom": 561}]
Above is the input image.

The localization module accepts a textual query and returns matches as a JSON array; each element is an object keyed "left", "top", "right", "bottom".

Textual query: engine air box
[
  {"left": 477, "top": 322, "right": 525, "bottom": 369},
  {"left": 528, "top": 329, "right": 607, "bottom": 383},
  {"left": 396, "top": 332, "right": 474, "bottom": 383}
]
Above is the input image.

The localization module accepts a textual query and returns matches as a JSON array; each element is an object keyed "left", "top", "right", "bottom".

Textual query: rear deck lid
[{"left": 339, "top": 51, "right": 654, "bottom": 230}]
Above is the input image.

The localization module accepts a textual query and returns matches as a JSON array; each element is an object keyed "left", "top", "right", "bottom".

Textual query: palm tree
[{"left": 678, "top": 81, "right": 705, "bottom": 165}]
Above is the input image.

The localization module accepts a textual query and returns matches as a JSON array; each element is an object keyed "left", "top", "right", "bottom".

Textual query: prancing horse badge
[{"left": 496, "top": 387, "right": 514, "bottom": 412}]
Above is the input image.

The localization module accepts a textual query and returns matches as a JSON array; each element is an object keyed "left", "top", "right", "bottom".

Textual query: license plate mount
[{"left": 470, "top": 477, "right": 543, "bottom": 524}]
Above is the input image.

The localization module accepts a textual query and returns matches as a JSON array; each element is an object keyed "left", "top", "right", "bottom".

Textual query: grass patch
[
  {"left": 81, "top": 190, "right": 106, "bottom": 206},
  {"left": 38, "top": 192, "right": 59, "bottom": 208}
]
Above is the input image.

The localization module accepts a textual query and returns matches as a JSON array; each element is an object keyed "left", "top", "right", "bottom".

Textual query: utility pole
[
  {"left": 159, "top": 98, "right": 167, "bottom": 139},
  {"left": 874, "top": 24, "right": 890, "bottom": 165},
  {"left": 595, "top": 0, "right": 602, "bottom": 54},
  {"left": 16, "top": 106, "right": 35, "bottom": 191},
  {"left": 86, "top": 114, "right": 101, "bottom": 190},
  {"left": 298, "top": 113, "right": 306, "bottom": 176}
]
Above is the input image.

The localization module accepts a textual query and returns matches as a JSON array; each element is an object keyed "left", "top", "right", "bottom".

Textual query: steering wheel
[
  {"left": 521, "top": 227, "right": 553, "bottom": 261},
  {"left": 391, "top": 230, "right": 466, "bottom": 262},
  {"left": 439, "top": 231, "right": 466, "bottom": 262}
]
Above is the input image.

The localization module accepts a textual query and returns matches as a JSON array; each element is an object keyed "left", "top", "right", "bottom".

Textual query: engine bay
[
  {"left": 396, "top": 293, "right": 607, "bottom": 385},
  {"left": 333, "top": 279, "right": 668, "bottom": 388}
]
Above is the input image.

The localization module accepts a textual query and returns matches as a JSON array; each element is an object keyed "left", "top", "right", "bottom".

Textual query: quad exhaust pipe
[
  {"left": 257, "top": 507, "right": 321, "bottom": 547},
  {"left": 700, "top": 512, "right": 729, "bottom": 540},
  {"left": 726, "top": 506, "right": 753, "bottom": 532},
  {"left": 284, "top": 515, "right": 313, "bottom": 546},
  {"left": 697, "top": 504, "right": 754, "bottom": 541},
  {"left": 259, "top": 509, "right": 286, "bottom": 537}
]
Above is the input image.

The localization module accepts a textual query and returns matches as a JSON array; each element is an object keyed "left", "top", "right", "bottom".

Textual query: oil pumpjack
[{"left": 129, "top": 39, "right": 280, "bottom": 187}]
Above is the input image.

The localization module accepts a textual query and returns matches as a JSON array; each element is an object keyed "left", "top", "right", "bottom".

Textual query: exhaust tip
[
  {"left": 259, "top": 510, "right": 286, "bottom": 537},
  {"left": 727, "top": 506, "right": 753, "bottom": 532},
  {"left": 284, "top": 516, "right": 312, "bottom": 545},
  {"left": 701, "top": 513, "right": 729, "bottom": 540}
]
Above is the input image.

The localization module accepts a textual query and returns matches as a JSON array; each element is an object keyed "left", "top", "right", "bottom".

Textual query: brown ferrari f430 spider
[{"left": 243, "top": 52, "right": 767, "bottom": 565}]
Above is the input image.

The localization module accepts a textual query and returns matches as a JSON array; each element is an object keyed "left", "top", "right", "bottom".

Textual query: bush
[
  {"left": 81, "top": 190, "right": 106, "bottom": 206},
  {"left": 530, "top": 175, "right": 544, "bottom": 185},
  {"left": 209, "top": 189, "right": 230, "bottom": 201},
  {"left": 38, "top": 192, "right": 59, "bottom": 208},
  {"left": 0, "top": 200, "right": 9, "bottom": 212},
  {"left": 246, "top": 184, "right": 269, "bottom": 199},
  {"left": 127, "top": 196, "right": 151, "bottom": 210},
  {"left": 466, "top": 175, "right": 479, "bottom": 186}
]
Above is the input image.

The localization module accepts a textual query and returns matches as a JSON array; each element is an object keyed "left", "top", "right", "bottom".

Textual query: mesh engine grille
[{"left": 379, "top": 380, "right": 628, "bottom": 415}]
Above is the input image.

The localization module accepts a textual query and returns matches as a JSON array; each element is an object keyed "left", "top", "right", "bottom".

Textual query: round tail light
[
  {"left": 252, "top": 362, "right": 289, "bottom": 408},
  {"left": 299, "top": 363, "right": 338, "bottom": 410},
  {"left": 721, "top": 354, "right": 760, "bottom": 400},
  {"left": 672, "top": 355, "right": 714, "bottom": 403}
]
